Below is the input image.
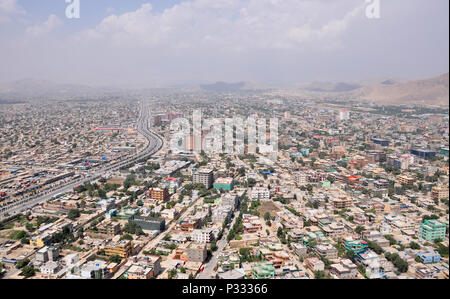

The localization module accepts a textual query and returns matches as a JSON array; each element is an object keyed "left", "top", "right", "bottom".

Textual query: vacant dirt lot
[{"left": 257, "top": 201, "right": 280, "bottom": 217}]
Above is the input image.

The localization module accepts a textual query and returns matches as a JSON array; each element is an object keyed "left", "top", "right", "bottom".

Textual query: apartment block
[{"left": 193, "top": 169, "right": 214, "bottom": 189}]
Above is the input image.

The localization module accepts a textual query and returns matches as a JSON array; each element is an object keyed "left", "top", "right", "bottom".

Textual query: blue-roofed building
[
  {"left": 371, "top": 138, "right": 390, "bottom": 147},
  {"left": 417, "top": 249, "right": 441, "bottom": 264},
  {"left": 410, "top": 148, "right": 436, "bottom": 158}
]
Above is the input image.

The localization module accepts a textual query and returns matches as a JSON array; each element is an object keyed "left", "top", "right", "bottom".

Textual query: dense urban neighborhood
[{"left": 0, "top": 92, "right": 448, "bottom": 280}]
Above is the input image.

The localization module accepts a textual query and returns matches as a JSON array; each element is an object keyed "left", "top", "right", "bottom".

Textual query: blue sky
[
  {"left": 0, "top": 0, "right": 448, "bottom": 87},
  {"left": 18, "top": 0, "right": 184, "bottom": 30}
]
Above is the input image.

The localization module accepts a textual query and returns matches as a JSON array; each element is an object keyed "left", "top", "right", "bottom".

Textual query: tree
[
  {"left": 210, "top": 240, "right": 218, "bottom": 252},
  {"left": 357, "top": 264, "right": 366, "bottom": 275},
  {"left": 277, "top": 227, "right": 283, "bottom": 238},
  {"left": 355, "top": 226, "right": 365, "bottom": 234},
  {"left": 367, "top": 241, "right": 383, "bottom": 255},
  {"left": 109, "top": 255, "right": 122, "bottom": 264},
  {"left": 25, "top": 223, "right": 35, "bottom": 232},
  {"left": 168, "top": 269, "right": 177, "bottom": 279},
  {"left": 409, "top": 242, "right": 421, "bottom": 250},
  {"left": 16, "top": 258, "right": 30, "bottom": 269},
  {"left": 97, "top": 189, "right": 107, "bottom": 199},
  {"left": 384, "top": 235, "right": 397, "bottom": 246},
  {"left": 20, "top": 266, "right": 36, "bottom": 278},
  {"left": 314, "top": 271, "right": 325, "bottom": 279},
  {"left": 247, "top": 178, "right": 257, "bottom": 188},
  {"left": 67, "top": 209, "right": 80, "bottom": 220},
  {"left": 9, "top": 230, "right": 27, "bottom": 240},
  {"left": 120, "top": 234, "right": 133, "bottom": 241},
  {"left": 385, "top": 253, "right": 408, "bottom": 273}
]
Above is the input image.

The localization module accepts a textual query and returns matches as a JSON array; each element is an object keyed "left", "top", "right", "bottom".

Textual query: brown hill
[{"left": 355, "top": 73, "right": 449, "bottom": 106}]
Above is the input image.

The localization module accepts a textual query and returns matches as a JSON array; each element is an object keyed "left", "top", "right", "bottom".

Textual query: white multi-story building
[
  {"left": 191, "top": 228, "right": 214, "bottom": 243},
  {"left": 211, "top": 205, "right": 232, "bottom": 224},
  {"left": 251, "top": 187, "right": 270, "bottom": 201},
  {"left": 40, "top": 261, "right": 61, "bottom": 275},
  {"left": 339, "top": 110, "right": 350, "bottom": 121}
]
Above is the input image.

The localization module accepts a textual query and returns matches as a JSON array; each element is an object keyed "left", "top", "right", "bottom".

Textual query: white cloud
[
  {"left": 2, "top": 0, "right": 447, "bottom": 87},
  {"left": 72, "top": 0, "right": 364, "bottom": 51},
  {"left": 0, "top": 0, "right": 25, "bottom": 14},
  {"left": 25, "top": 14, "right": 62, "bottom": 37}
]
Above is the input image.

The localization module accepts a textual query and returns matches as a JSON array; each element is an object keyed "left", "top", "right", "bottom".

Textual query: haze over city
[
  {"left": 0, "top": 0, "right": 449, "bottom": 87},
  {"left": 0, "top": 0, "right": 449, "bottom": 286}
]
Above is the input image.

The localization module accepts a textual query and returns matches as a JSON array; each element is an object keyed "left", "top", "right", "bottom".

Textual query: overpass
[{"left": 0, "top": 100, "right": 163, "bottom": 220}]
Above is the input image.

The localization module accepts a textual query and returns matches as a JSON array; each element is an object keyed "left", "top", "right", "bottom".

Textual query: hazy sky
[{"left": 0, "top": 0, "right": 448, "bottom": 87}]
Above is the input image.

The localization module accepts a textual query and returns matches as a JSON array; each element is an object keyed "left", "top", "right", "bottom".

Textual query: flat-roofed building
[
  {"left": 397, "top": 174, "right": 415, "bottom": 186},
  {"left": 174, "top": 242, "right": 208, "bottom": 263},
  {"left": 213, "top": 177, "right": 234, "bottom": 191},
  {"left": 419, "top": 220, "right": 446, "bottom": 242},
  {"left": 415, "top": 267, "right": 434, "bottom": 279},
  {"left": 330, "top": 259, "right": 358, "bottom": 279},
  {"left": 97, "top": 222, "right": 121, "bottom": 236},
  {"left": 126, "top": 264, "right": 154, "bottom": 279},
  {"left": 186, "top": 242, "right": 208, "bottom": 263},
  {"left": 148, "top": 187, "right": 170, "bottom": 202},
  {"left": 315, "top": 243, "right": 338, "bottom": 259},
  {"left": 332, "top": 196, "right": 352, "bottom": 209},
  {"left": 305, "top": 257, "right": 325, "bottom": 272},
  {"left": 104, "top": 240, "right": 133, "bottom": 258},
  {"left": 129, "top": 215, "right": 165, "bottom": 232},
  {"left": 191, "top": 228, "right": 214, "bottom": 243},
  {"left": 193, "top": 169, "right": 214, "bottom": 189},
  {"left": 251, "top": 187, "right": 270, "bottom": 201},
  {"left": 432, "top": 185, "right": 449, "bottom": 200}
]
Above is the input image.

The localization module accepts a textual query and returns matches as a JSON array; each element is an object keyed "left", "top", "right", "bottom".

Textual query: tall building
[
  {"left": 193, "top": 169, "right": 214, "bottom": 189},
  {"left": 419, "top": 220, "right": 446, "bottom": 242},
  {"left": 431, "top": 185, "right": 449, "bottom": 200},
  {"left": 339, "top": 110, "right": 350, "bottom": 121},
  {"left": 250, "top": 187, "right": 270, "bottom": 201},
  {"left": 191, "top": 228, "right": 214, "bottom": 243},
  {"left": 148, "top": 187, "right": 170, "bottom": 202}
]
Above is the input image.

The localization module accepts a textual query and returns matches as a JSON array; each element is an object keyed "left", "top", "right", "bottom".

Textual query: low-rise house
[
  {"left": 417, "top": 249, "right": 441, "bottom": 264},
  {"left": 330, "top": 259, "right": 358, "bottom": 279}
]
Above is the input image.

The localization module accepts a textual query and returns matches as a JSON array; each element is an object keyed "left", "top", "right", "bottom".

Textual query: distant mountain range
[
  {"left": 1, "top": 73, "right": 448, "bottom": 106},
  {"left": 0, "top": 79, "right": 125, "bottom": 101},
  {"left": 302, "top": 82, "right": 362, "bottom": 93},
  {"left": 200, "top": 81, "right": 246, "bottom": 92},
  {"left": 296, "top": 73, "right": 449, "bottom": 106},
  {"left": 355, "top": 73, "right": 449, "bottom": 106}
]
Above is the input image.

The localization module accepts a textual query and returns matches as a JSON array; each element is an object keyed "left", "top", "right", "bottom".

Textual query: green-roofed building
[
  {"left": 419, "top": 220, "right": 446, "bottom": 242},
  {"left": 253, "top": 262, "right": 275, "bottom": 279}
]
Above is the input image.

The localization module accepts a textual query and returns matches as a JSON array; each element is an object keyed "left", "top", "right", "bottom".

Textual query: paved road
[
  {"left": 197, "top": 210, "right": 239, "bottom": 279},
  {"left": 140, "top": 197, "right": 204, "bottom": 254},
  {"left": 0, "top": 100, "right": 163, "bottom": 220}
]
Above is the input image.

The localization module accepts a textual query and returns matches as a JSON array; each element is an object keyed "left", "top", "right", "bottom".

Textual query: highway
[{"left": 0, "top": 100, "right": 163, "bottom": 220}]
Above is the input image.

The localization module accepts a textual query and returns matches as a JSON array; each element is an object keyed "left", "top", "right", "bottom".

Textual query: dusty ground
[{"left": 257, "top": 201, "right": 280, "bottom": 217}]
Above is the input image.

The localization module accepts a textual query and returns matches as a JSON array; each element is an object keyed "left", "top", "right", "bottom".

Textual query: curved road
[{"left": 0, "top": 100, "right": 163, "bottom": 220}]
